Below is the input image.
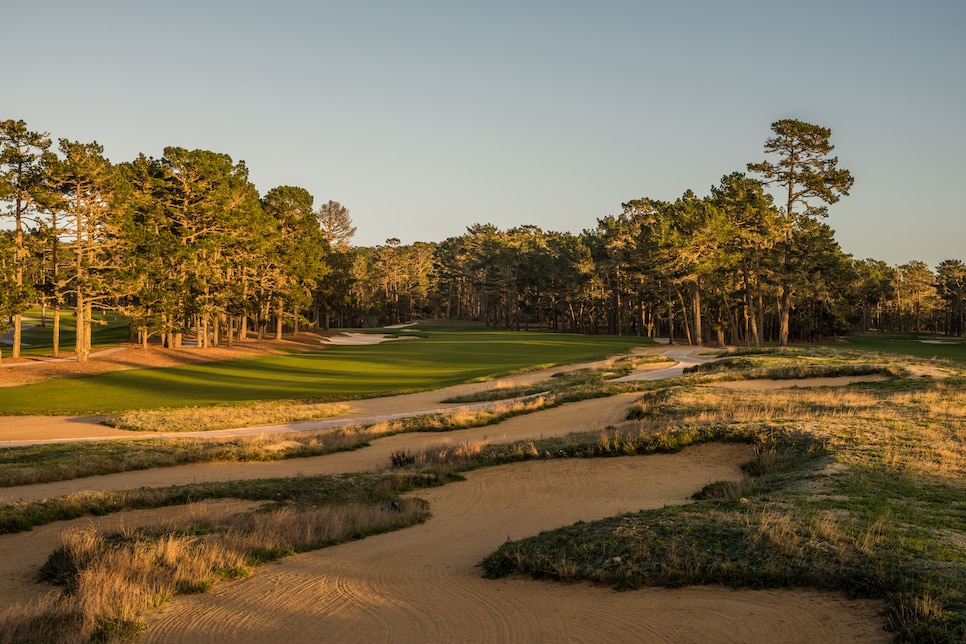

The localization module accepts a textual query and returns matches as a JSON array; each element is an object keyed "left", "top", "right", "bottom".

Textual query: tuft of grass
[
  {"left": 107, "top": 401, "right": 350, "bottom": 432},
  {"left": 0, "top": 428, "right": 372, "bottom": 488},
  {"left": 0, "top": 479, "right": 433, "bottom": 642},
  {"left": 442, "top": 355, "right": 671, "bottom": 404},
  {"left": 684, "top": 356, "right": 903, "bottom": 382}
]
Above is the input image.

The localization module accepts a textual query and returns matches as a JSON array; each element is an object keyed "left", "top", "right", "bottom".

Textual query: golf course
[{"left": 0, "top": 324, "right": 964, "bottom": 642}]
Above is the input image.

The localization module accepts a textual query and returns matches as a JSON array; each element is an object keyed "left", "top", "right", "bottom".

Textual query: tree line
[{"left": 2, "top": 117, "right": 964, "bottom": 363}]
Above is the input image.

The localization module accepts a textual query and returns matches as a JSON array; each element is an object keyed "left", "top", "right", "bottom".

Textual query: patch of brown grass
[
  {"left": 628, "top": 384, "right": 966, "bottom": 480},
  {"left": 0, "top": 500, "right": 427, "bottom": 642},
  {"left": 108, "top": 401, "right": 351, "bottom": 433},
  {"left": 391, "top": 439, "right": 491, "bottom": 468}
]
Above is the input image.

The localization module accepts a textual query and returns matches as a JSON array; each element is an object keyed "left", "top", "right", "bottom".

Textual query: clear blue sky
[{"left": 6, "top": 1, "right": 964, "bottom": 268}]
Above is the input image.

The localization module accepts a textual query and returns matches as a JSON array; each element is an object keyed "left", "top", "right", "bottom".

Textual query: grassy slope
[{"left": 0, "top": 325, "right": 648, "bottom": 415}]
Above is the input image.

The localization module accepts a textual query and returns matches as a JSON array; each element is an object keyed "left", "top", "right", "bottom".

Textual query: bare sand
[
  {"left": 0, "top": 344, "right": 890, "bottom": 641},
  {"left": 140, "top": 443, "right": 887, "bottom": 643}
]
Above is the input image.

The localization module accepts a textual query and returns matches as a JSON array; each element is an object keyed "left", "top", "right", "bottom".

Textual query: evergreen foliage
[{"left": 2, "top": 116, "right": 962, "bottom": 353}]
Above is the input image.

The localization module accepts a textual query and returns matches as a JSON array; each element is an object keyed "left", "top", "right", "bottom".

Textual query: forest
[{"left": 2, "top": 117, "right": 964, "bottom": 363}]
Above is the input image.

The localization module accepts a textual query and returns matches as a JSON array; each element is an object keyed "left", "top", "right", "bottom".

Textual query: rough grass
[
  {"left": 0, "top": 398, "right": 552, "bottom": 489},
  {"left": 441, "top": 354, "right": 672, "bottom": 403},
  {"left": 481, "top": 352, "right": 966, "bottom": 643},
  {"left": 684, "top": 354, "right": 905, "bottom": 381},
  {"left": 107, "top": 401, "right": 351, "bottom": 432},
  {"left": 0, "top": 472, "right": 438, "bottom": 642},
  {"left": 0, "top": 428, "right": 371, "bottom": 488},
  {"left": 1, "top": 500, "right": 427, "bottom": 643}
]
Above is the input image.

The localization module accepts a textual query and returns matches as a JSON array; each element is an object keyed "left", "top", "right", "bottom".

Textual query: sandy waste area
[{"left": 0, "top": 341, "right": 889, "bottom": 642}]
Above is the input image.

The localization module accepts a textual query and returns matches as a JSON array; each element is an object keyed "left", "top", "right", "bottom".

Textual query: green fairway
[
  {"left": 0, "top": 325, "right": 649, "bottom": 415},
  {"left": 842, "top": 333, "right": 966, "bottom": 363}
]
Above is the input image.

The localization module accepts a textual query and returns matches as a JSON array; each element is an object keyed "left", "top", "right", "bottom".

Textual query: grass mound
[{"left": 107, "top": 400, "right": 350, "bottom": 432}]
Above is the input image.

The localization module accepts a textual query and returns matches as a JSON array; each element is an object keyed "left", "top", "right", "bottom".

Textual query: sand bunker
[
  {"left": 140, "top": 444, "right": 886, "bottom": 643},
  {"left": 323, "top": 332, "right": 417, "bottom": 345}
]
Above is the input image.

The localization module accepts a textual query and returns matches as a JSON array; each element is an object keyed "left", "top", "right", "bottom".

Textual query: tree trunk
[
  {"left": 741, "top": 259, "right": 761, "bottom": 347},
  {"left": 721, "top": 288, "right": 740, "bottom": 346},
  {"left": 12, "top": 203, "right": 24, "bottom": 359},
  {"left": 690, "top": 280, "right": 702, "bottom": 346},
  {"left": 194, "top": 315, "right": 203, "bottom": 349},
  {"left": 667, "top": 293, "right": 675, "bottom": 345},
  {"left": 675, "top": 289, "right": 693, "bottom": 345},
  {"left": 85, "top": 302, "right": 93, "bottom": 359},
  {"left": 778, "top": 282, "right": 792, "bottom": 347},
  {"left": 52, "top": 305, "right": 61, "bottom": 358},
  {"left": 275, "top": 298, "right": 284, "bottom": 341},
  {"left": 75, "top": 280, "right": 87, "bottom": 362},
  {"left": 12, "top": 314, "right": 21, "bottom": 359}
]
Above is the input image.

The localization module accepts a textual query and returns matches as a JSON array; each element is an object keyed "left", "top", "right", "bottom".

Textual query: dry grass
[
  {"left": 0, "top": 427, "right": 371, "bottom": 488},
  {"left": 366, "top": 397, "right": 551, "bottom": 437},
  {"left": 0, "top": 500, "right": 427, "bottom": 642},
  {"left": 628, "top": 384, "right": 966, "bottom": 480},
  {"left": 390, "top": 438, "right": 491, "bottom": 468},
  {"left": 107, "top": 401, "right": 351, "bottom": 432},
  {"left": 0, "top": 398, "right": 551, "bottom": 491}
]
